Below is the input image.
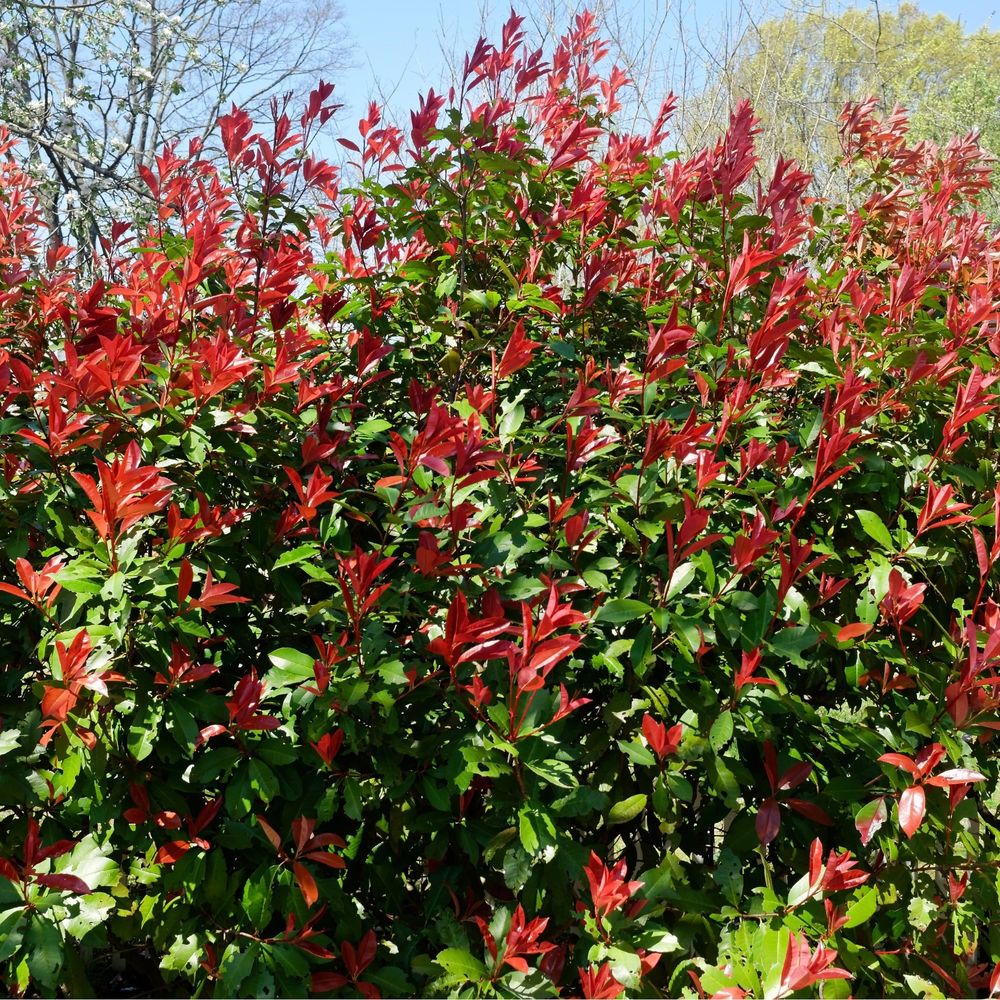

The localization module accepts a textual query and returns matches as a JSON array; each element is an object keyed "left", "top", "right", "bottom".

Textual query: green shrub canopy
[{"left": 1, "top": 11, "right": 1000, "bottom": 999}]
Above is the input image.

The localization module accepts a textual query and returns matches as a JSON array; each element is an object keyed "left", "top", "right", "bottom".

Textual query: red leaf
[
  {"left": 196, "top": 724, "right": 228, "bottom": 746},
  {"left": 292, "top": 816, "right": 314, "bottom": 854},
  {"left": 762, "top": 741, "right": 778, "bottom": 792},
  {"left": 34, "top": 873, "right": 91, "bottom": 895},
  {"left": 155, "top": 841, "right": 191, "bottom": 865},
  {"left": 154, "top": 811, "right": 182, "bottom": 830},
  {"left": 241, "top": 715, "right": 281, "bottom": 731},
  {"left": 294, "top": 861, "right": 318, "bottom": 907},
  {"left": 755, "top": 797, "right": 781, "bottom": 844},
  {"left": 785, "top": 798, "right": 833, "bottom": 825},
  {"left": 837, "top": 622, "right": 873, "bottom": 642},
  {"left": 312, "top": 972, "right": 349, "bottom": 993},
  {"left": 916, "top": 954, "right": 963, "bottom": 998},
  {"left": 308, "top": 851, "right": 346, "bottom": 870},
  {"left": 35, "top": 838, "right": 76, "bottom": 862},
  {"left": 973, "top": 527, "right": 990, "bottom": 581},
  {"left": 497, "top": 321, "right": 541, "bottom": 379},
  {"left": 777, "top": 761, "right": 812, "bottom": 791},
  {"left": 178, "top": 558, "right": 193, "bottom": 607},
  {"left": 925, "top": 768, "right": 987, "bottom": 787},
  {"left": 356, "top": 930, "right": 378, "bottom": 971},
  {"left": 898, "top": 785, "right": 926, "bottom": 838},
  {"left": 0, "top": 582, "right": 30, "bottom": 602},
  {"left": 191, "top": 798, "right": 223, "bottom": 835},
  {"left": 878, "top": 752, "right": 918, "bottom": 774},
  {"left": 256, "top": 815, "right": 284, "bottom": 853},
  {"left": 342, "top": 938, "right": 359, "bottom": 978},
  {"left": 40, "top": 685, "right": 77, "bottom": 723},
  {"left": 311, "top": 730, "right": 345, "bottom": 767}
]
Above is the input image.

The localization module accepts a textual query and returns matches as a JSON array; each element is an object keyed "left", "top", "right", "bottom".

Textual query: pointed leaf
[
  {"left": 837, "top": 622, "right": 873, "bottom": 642},
  {"left": 855, "top": 797, "right": 888, "bottom": 846},
  {"left": 34, "top": 873, "right": 91, "bottom": 895},
  {"left": 898, "top": 785, "right": 926, "bottom": 838},
  {"left": 755, "top": 798, "right": 781, "bottom": 844},
  {"left": 856, "top": 510, "right": 893, "bottom": 549},
  {"left": 925, "top": 768, "right": 986, "bottom": 786},
  {"left": 293, "top": 862, "right": 318, "bottom": 908}
]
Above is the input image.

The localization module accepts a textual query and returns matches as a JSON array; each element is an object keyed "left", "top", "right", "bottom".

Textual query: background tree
[
  {"left": 0, "top": 0, "right": 348, "bottom": 258},
  {"left": 683, "top": 1, "right": 1000, "bottom": 202}
]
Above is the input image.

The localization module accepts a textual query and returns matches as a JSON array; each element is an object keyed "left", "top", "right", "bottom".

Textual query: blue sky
[{"left": 336, "top": 0, "right": 998, "bottom": 120}]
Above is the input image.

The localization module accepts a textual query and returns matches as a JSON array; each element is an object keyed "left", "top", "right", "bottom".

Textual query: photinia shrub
[{"left": 3, "top": 11, "right": 1000, "bottom": 998}]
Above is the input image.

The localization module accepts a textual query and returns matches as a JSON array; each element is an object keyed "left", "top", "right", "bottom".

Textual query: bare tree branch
[{"left": 0, "top": 0, "right": 352, "bottom": 265}]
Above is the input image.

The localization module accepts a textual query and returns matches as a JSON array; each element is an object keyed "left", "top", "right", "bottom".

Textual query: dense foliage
[{"left": 3, "top": 11, "right": 1000, "bottom": 998}]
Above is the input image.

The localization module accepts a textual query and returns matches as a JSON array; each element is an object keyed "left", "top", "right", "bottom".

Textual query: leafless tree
[{"left": 0, "top": 0, "right": 349, "bottom": 256}]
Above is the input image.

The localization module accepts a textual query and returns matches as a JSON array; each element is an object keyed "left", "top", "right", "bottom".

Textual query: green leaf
[
  {"left": 300, "top": 562, "right": 336, "bottom": 584},
  {"left": 518, "top": 808, "right": 539, "bottom": 855},
  {"left": 607, "top": 794, "right": 647, "bottom": 826},
  {"left": 435, "top": 272, "right": 458, "bottom": 298},
  {"left": 354, "top": 418, "right": 392, "bottom": 438},
  {"left": 0, "top": 909, "right": 25, "bottom": 963},
  {"left": 167, "top": 702, "right": 199, "bottom": 751},
  {"left": 161, "top": 933, "right": 201, "bottom": 974},
  {"left": 59, "top": 836, "right": 118, "bottom": 891},
  {"left": 666, "top": 562, "right": 697, "bottom": 600},
  {"left": 618, "top": 739, "right": 656, "bottom": 767},
  {"left": 499, "top": 403, "right": 525, "bottom": 444},
  {"left": 0, "top": 729, "right": 20, "bottom": 756},
  {"left": 62, "top": 892, "right": 115, "bottom": 940},
  {"left": 712, "top": 847, "right": 744, "bottom": 905},
  {"left": 191, "top": 747, "right": 242, "bottom": 784},
  {"left": 242, "top": 871, "right": 274, "bottom": 932},
  {"left": 599, "top": 945, "right": 642, "bottom": 989},
  {"left": 902, "top": 974, "right": 945, "bottom": 999},
  {"left": 265, "top": 647, "right": 314, "bottom": 688},
  {"left": 665, "top": 772, "right": 694, "bottom": 802},
  {"left": 786, "top": 872, "right": 812, "bottom": 909},
  {"left": 273, "top": 543, "right": 320, "bottom": 570},
  {"left": 907, "top": 896, "right": 937, "bottom": 932},
  {"left": 630, "top": 624, "right": 652, "bottom": 671},
  {"left": 248, "top": 759, "right": 278, "bottom": 802},
  {"left": 768, "top": 626, "right": 819, "bottom": 667},
  {"left": 343, "top": 776, "right": 363, "bottom": 820},
  {"left": 127, "top": 701, "right": 163, "bottom": 762},
  {"left": 698, "top": 965, "right": 741, "bottom": 998},
  {"left": 633, "top": 926, "right": 681, "bottom": 953},
  {"left": 609, "top": 511, "right": 640, "bottom": 549},
  {"left": 435, "top": 948, "right": 488, "bottom": 984},
  {"left": 225, "top": 765, "right": 254, "bottom": 819},
  {"left": 25, "top": 914, "right": 62, "bottom": 991},
  {"left": 54, "top": 559, "right": 104, "bottom": 595},
  {"left": 219, "top": 944, "right": 258, "bottom": 997},
  {"left": 856, "top": 509, "right": 893, "bottom": 549},
  {"left": 709, "top": 711, "right": 734, "bottom": 751},
  {"left": 523, "top": 758, "right": 577, "bottom": 788},
  {"left": 844, "top": 886, "right": 878, "bottom": 928},
  {"left": 597, "top": 598, "right": 653, "bottom": 624},
  {"left": 367, "top": 965, "right": 413, "bottom": 997},
  {"left": 502, "top": 845, "right": 532, "bottom": 891}
]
